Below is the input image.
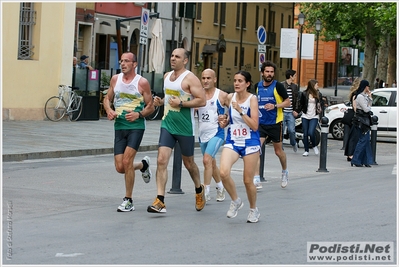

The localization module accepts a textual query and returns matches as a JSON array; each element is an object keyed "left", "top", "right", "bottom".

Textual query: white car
[{"left": 324, "top": 87, "right": 397, "bottom": 139}]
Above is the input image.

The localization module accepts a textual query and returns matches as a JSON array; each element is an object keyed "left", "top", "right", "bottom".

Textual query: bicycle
[
  {"left": 145, "top": 90, "right": 161, "bottom": 121},
  {"left": 44, "top": 85, "right": 83, "bottom": 122}
]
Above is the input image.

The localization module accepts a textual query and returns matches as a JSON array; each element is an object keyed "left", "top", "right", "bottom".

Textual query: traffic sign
[
  {"left": 140, "top": 8, "right": 149, "bottom": 38},
  {"left": 259, "top": 53, "right": 265, "bottom": 71},
  {"left": 140, "top": 36, "right": 147, "bottom": 45},
  {"left": 259, "top": 53, "right": 265, "bottom": 63},
  {"left": 257, "top": 26, "right": 267, "bottom": 45},
  {"left": 258, "top": 44, "right": 266, "bottom": 53}
]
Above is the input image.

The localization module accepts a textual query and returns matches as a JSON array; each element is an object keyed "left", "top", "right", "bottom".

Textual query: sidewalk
[
  {"left": 2, "top": 118, "right": 165, "bottom": 162},
  {"left": 0, "top": 85, "right": 351, "bottom": 162}
]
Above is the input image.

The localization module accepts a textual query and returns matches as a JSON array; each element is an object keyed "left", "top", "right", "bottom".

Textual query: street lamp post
[
  {"left": 334, "top": 33, "right": 341, "bottom": 96},
  {"left": 352, "top": 36, "right": 357, "bottom": 83},
  {"left": 298, "top": 12, "right": 305, "bottom": 89},
  {"left": 314, "top": 19, "right": 321, "bottom": 80}
]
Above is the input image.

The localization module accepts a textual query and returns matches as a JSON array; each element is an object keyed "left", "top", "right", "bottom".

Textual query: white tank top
[
  {"left": 161, "top": 70, "right": 196, "bottom": 136},
  {"left": 113, "top": 73, "right": 145, "bottom": 130},
  {"left": 198, "top": 89, "right": 225, "bottom": 142}
]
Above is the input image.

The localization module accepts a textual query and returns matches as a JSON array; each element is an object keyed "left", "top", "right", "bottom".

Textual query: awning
[{"left": 202, "top": 44, "right": 217, "bottom": 54}]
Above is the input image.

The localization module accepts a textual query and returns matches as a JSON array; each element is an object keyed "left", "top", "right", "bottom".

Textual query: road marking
[{"left": 55, "top": 253, "right": 84, "bottom": 257}]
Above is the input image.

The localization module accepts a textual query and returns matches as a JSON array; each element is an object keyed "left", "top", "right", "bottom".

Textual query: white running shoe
[
  {"left": 227, "top": 198, "right": 243, "bottom": 218},
  {"left": 142, "top": 156, "right": 152, "bottom": 183},
  {"left": 205, "top": 191, "right": 211, "bottom": 202},
  {"left": 117, "top": 198, "right": 135, "bottom": 212},
  {"left": 216, "top": 187, "right": 225, "bottom": 202},
  {"left": 303, "top": 151, "right": 309, "bottom": 157},
  {"left": 247, "top": 208, "right": 260, "bottom": 223},
  {"left": 313, "top": 146, "right": 319, "bottom": 155},
  {"left": 253, "top": 178, "right": 263, "bottom": 189},
  {"left": 281, "top": 170, "right": 289, "bottom": 188}
]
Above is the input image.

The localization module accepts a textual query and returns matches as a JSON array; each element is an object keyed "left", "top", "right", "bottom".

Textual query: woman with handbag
[
  {"left": 298, "top": 79, "right": 323, "bottom": 156},
  {"left": 351, "top": 80, "right": 373, "bottom": 167},
  {"left": 343, "top": 78, "right": 361, "bottom": 161}
]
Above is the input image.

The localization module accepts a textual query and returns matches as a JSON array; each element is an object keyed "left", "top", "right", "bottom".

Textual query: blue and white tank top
[
  {"left": 226, "top": 93, "right": 260, "bottom": 147},
  {"left": 198, "top": 89, "right": 225, "bottom": 143}
]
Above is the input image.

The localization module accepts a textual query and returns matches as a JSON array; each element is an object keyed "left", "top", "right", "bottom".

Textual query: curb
[{"left": 2, "top": 143, "right": 201, "bottom": 162}]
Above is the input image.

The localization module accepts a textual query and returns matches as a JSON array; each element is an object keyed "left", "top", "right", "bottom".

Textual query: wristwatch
[
  {"left": 138, "top": 112, "right": 144, "bottom": 119},
  {"left": 240, "top": 111, "right": 245, "bottom": 116},
  {"left": 179, "top": 101, "right": 183, "bottom": 108}
]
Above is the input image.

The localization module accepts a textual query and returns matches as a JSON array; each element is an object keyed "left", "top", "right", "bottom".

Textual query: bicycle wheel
[
  {"left": 146, "top": 105, "right": 160, "bottom": 121},
  {"left": 68, "top": 96, "right": 83, "bottom": 121},
  {"left": 44, "top": 96, "right": 67, "bottom": 121}
]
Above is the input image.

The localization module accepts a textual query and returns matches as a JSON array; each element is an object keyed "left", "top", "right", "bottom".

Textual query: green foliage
[
  {"left": 100, "top": 72, "right": 111, "bottom": 87},
  {"left": 300, "top": 2, "right": 396, "bottom": 42}
]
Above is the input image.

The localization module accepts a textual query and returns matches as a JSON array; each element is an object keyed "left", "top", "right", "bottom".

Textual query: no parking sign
[
  {"left": 257, "top": 26, "right": 267, "bottom": 71},
  {"left": 259, "top": 53, "right": 265, "bottom": 71},
  {"left": 140, "top": 8, "right": 149, "bottom": 45}
]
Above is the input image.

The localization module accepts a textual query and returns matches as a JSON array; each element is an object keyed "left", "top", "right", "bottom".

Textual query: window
[
  {"left": 255, "top": 6, "right": 259, "bottom": 31},
  {"left": 18, "top": 2, "right": 36, "bottom": 60},
  {"left": 220, "top": 3, "right": 226, "bottom": 25},
  {"left": 372, "top": 91, "right": 391, "bottom": 106},
  {"left": 281, "top": 13, "right": 284, "bottom": 28},
  {"left": 234, "top": 47, "right": 238, "bottom": 66},
  {"left": 253, "top": 48, "right": 257, "bottom": 67},
  {"left": 242, "top": 3, "right": 247, "bottom": 29},
  {"left": 236, "top": 3, "right": 240, "bottom": 28},
  {"left": 195, "top": 42, "right": 199, "bottom": 65},
  {"left": 240, "top": 47, "right": 245, "bottom": 68},
  {"left": 213, "top": 3, "right": 218, "bottom": 24},
  {"left": 263, "top": 8, "right": 267, "bottom": 28},
  {"left": 196, "top": 3, "right": 202, "bottom": 20},
  {"left": 270, "top": 11, "right": 275, "bottom": 32}
]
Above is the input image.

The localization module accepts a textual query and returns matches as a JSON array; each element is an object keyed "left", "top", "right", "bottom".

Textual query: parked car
[{"left": 324, "top": 87, "right": 397, "bottom": 140}]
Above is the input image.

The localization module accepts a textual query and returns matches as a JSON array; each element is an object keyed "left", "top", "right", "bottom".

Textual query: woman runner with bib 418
[{"left": 218, "top": 70, "right": 261, "bottom": 223}]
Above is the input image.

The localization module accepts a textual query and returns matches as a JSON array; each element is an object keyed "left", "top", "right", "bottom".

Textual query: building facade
[
  {"left": 191, "top": 3, "right": 296, "bottom": 92},
  {"left": 2, "top": 2, "right": 76, "bottom": 120},
  {"left": 3, "top": 2, "right": 336, "bottom": 121}
]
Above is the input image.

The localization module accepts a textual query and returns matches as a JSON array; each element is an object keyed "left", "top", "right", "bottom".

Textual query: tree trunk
[
  {"left": 363, "top": 21, "right": 378, "bottom": 89},
  {"left": 387, "top": 34, "right": 397, "bottom": 87},
  {"left": 376, "top": 34, "right": 389, "bottom": 87}
]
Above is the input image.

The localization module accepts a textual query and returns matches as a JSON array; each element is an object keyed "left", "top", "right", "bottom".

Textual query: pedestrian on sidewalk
[
  {"left": 281, "top": 69, "right": 300, "bottom": 153},
  {"left": 218, "top": 70, "right": 261, "bottom": 223},
  {"left": 298, "top": 79, "right": 323, "bottom": 157},
  {"left": 351, "top": 80, "right": 373, "bottom": 167},
  {"left": 253, "top": 61, "right": 291, "bottom": 189},
  {"left": 147, "top": 48, "right": 206, "bottom": 214},
  {"left": 197, "top": 69, "right": 228, "bottom": 203},
  {"left": 343, "top": 77, "right": 361, "bottom": 161},
  {"left": 103, "top": 52, "right": 154, "bottom": 212}
]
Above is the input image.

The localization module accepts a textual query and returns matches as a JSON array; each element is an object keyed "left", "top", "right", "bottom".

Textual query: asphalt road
[{"left": 2, "top": 138, "right": 397, "bottom": 265}]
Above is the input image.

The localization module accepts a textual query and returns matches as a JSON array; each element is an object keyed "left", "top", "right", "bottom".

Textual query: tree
[{"left": 300, "top": 3, "right": 396, "bottom": 88}]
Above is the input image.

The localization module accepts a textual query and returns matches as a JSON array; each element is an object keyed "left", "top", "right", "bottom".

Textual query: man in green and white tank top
[{"left": 146, "top": 48, "right": 207, "bottom": 214}]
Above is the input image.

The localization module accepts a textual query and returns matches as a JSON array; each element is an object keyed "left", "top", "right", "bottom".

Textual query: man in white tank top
[
  {"left": 197, "top": 69, "right": 229, "bottom": 203},
  {"left": 103, "top": 52, "right": 154, "bottom": 212},
  {"left": 147, "top": 48, "right": 207, "bottom": 213}
]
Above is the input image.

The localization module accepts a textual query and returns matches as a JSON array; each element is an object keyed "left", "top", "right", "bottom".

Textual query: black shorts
[
  {"left": 114, "top": 129, "right": 144, "bottom": 155},
  {"left": 258, "top": 122, "right": 283, "bottom": 143},
  {"left": 158, "top": 128, "right": 195, "bottom": 157}
]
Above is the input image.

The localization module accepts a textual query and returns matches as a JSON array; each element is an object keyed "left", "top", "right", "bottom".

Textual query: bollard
[
  {"left": 168, "top": 142, "right": 185, "bottom": 194},
  {"left": 370, "top": 115, "right": 378, "bottom": 165},
  {"left": 259, "top": 142, "right": 267, "bottom": 182},
  {"left": 317, "top": 117, "right": 329, "bottom": 172}
]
